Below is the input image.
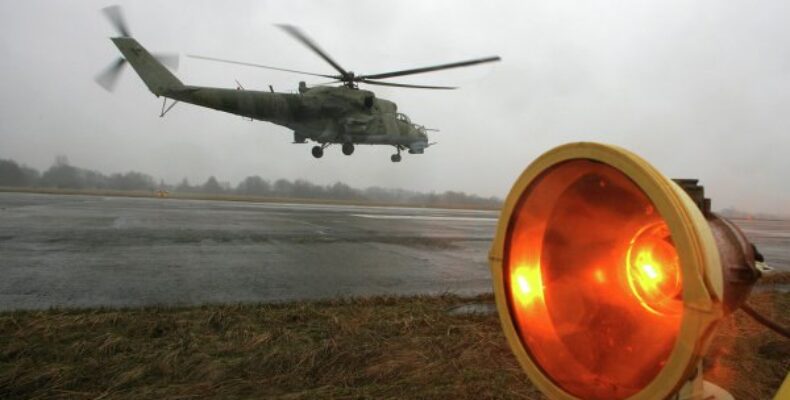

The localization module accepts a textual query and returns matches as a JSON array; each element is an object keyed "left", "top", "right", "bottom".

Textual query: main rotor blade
[
  {"left": 187, "top": 54, "right": 337, "bottom": 78},
  {"left": 153, "top": 53, "right": 180, "bottom": 71},
  {"left": 359, "top": 56, "right": 501, "bottom": 80},
  {"left": 311, "top": 80, "right": 342, "bottom": 86},
  {"left": 95, "top": 58, "right": 127, "bottom": 92},
  {"left": 101, "top": 5, "right": 131, "bottom": 37},
  {"left": 276, "top": 24, "right": 350, "bottom": 78},
  {"left": 360, "top": 79, "right": 456, "bottom": 90}
]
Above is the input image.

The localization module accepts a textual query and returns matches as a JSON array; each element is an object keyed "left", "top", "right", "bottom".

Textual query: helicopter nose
[{"left": 408, "top": 141, "right": 428, "bottom": 154}]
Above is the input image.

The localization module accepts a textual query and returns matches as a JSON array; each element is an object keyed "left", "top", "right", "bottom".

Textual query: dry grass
[
  {"left": 761, "top": 270, "right": 790, "bottom": 285},
  {"left": 1, "top": 295, "right": 538, "bottom": 399},
  {"left": 705, "top": 290, "right": 790, "bottom": 399},
  {"left": 1, "top": 292, "right": 788, "bottom": 399}
]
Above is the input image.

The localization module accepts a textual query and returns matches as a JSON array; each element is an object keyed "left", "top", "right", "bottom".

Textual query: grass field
[{"left": 1, "top": 289, "right": 788, "bottom": 399}]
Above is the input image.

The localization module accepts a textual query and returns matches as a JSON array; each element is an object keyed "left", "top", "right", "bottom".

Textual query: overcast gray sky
[{"left": 1, "top": 0, "right": 788, "bottom": 214}]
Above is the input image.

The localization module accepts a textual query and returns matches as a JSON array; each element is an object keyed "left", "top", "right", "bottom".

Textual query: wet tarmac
[
  {"left": 730, "top": 217, "right": 790, "bottom": 273},
  {"left": 0, "top": 192, "right": 787, "bottom": 310},
  {"left": 0, "top": 193, "right": 496, "bottom": 310}
]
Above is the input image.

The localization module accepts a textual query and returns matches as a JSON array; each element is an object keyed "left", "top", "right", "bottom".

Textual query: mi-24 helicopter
[{"left": 95, "top": 6, "right": 500, "bottom": 162}]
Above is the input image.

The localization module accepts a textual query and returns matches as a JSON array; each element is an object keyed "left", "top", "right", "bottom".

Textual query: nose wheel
[
  {"left": 311, "top": 145, "right": 324, "bottom": 158},
  {"left": 391, "top": 146, "right": 402, "bottom": 162},
  {"left": 342, "top": 142, "right": 355, "bottom": 156}
]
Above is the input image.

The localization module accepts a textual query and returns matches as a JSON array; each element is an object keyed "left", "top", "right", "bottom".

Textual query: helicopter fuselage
[
  {"left": 166, "top": 84, "right": 430, "bottom": 154},
  {"left": 99, "top": 7, "right": 499, "bottom": 162},
  {"left": 100, "top": 26, "right": 500, "bottom": 162}
]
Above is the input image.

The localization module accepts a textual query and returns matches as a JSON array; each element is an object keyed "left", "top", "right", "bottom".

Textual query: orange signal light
[
  {"left": 501, "top": 157, "right": 683, "bottom": 400},
  {"left": 490, "top": 143, "right": 762, "bottom": 400},
  {"left": 511, "top": 264, "right": 543, "bottom": 307},
  {"left": 626, "top": 222, "right": 683, "bottom": 316}
]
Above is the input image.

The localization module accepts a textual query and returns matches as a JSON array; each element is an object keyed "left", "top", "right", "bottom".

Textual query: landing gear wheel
[
  {"left": 311, "top": 145, "right": 324, "bottom": 158},
  {"left": 391, "top": 154, "right": 402, "bottom": 162},
  {"left": 342, "top": 143, "right": 355, "bottom": 156}
]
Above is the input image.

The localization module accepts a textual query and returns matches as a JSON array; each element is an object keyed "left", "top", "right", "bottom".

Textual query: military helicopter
[{"left": 95, "top": 6, "right": 500, "bottom": 162}]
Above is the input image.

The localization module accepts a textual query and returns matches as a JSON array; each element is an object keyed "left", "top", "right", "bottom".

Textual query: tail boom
[{"left": 111, "top": 37, "right": 183, "bottom": 96}]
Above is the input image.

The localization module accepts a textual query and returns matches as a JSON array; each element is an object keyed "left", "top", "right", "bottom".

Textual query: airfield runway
[
  {"left": 0, "top": 192, "right": 787, "bottom": 310},
  {"left": 0, "top": 193, "right": 497, "bottom": 310}
]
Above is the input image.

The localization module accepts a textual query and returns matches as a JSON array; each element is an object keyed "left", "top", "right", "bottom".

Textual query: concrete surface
[
  {"left": 0, "top": 192, "right": 787, "bottom": 310},
  {"left": 0, "top": 193, "right": 496, "bottom": 310}
]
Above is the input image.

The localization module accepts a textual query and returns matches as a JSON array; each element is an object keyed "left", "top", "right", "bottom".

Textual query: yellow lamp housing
[{"left": 489, "top": 142, "right": 762, "bottom": 400}]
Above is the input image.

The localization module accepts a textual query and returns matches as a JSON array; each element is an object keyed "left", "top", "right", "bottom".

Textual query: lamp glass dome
[{"left": 504, "top": 159, "right": 683, "bottom": 400}]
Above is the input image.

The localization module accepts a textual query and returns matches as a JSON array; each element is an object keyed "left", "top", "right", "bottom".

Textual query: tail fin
[{"left": 111, "top": 37, "right": 183, "bottom": 96}]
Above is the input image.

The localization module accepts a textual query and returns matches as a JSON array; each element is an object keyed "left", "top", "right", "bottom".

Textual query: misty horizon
[
  {"left": 0, "top": 155, "right": 503, "bottom": 209},
  {"left": 4, "top": 154, "right": 788, "bottom": 219}
]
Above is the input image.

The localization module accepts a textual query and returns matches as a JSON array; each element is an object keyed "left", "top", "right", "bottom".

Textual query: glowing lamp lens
[
  {"left": 511, "top": 264, "right": 544, "bottom": 307},
  {"left": 627, "top": 222, "right": 682, "bottom": 316},
  {"left": 504, "top": 159, "right": 683, "bottom": 400}
]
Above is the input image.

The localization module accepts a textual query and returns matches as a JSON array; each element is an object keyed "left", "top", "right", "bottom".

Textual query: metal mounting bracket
[{"left": 160, "top": 98, "right": 179, "bottom": 118}]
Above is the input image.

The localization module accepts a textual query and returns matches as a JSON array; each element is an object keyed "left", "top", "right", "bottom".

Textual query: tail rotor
[
  {"left": 102, "top": 5, "right": 131, "bottom": 37},
  {"left": 95, "top": 57, "right": 127, "bottom": 92},
  {"left": 94, "top": 5, "right": 179, "bottom": 92}
]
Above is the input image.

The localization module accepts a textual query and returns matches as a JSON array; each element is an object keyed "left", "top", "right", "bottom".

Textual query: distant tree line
[
  {"left": 0, "top": 156, "right": 157, "bottom": 192},
  {"left": 0, "top": 156, "right": 502, "bottom": 208}
]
